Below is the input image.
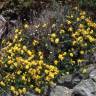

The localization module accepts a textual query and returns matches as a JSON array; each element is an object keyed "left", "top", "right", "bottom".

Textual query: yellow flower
[
  {"left": 66, "top": 72, "right": 69, "bottom": 75},
  {"left": 82, "top": 68, "right": 87, "bottom": 73},
  {"left": 15, "top": 29, "right": 19, "bottom": 33},
  {"left": 45, "top": 70, "right": 49, "bottom": 74},
  {"left": 17, "top": 70, "right": 21, "bottom": 75},
  {"left": 68, "top": 27, "right": 73, "bottom": 32},
  {"left": 80, "top": 50, "right": 84, "bottom": 55},
  {"left": 72, "top": 41, "right": 76, "bottom": 45},
  {"left": 23, "top": 46, "right": 27, "bottom": 51},
  {"left": 79, "top": 24, "right": 84, "bottom": 29},
  {"left": 88, "top": 36, "right": 95, "bottom": 42},
  {"left": 10, "top": 86, "right": 15, "bottom": 91},
  {"left": 74, "top": 6, "right": 78, "bottom": 10},
  {"left": 14, "top": 35, "right": 18, "bottom": 39},
  {"left": 80, "top": 15, "right": 85, "bottom": 19},
  {"left": 0, "top": 81, "right": 5, "bottom": 86},
  {"left": 32, "top": 40, "right": 39, "bottom": 46},
  {"left": 45, "top": 76, "right": 50, "bottom": 81},
  {"left": 71, "top": 15, "right": 73, "bottom": 18},
  {"left": 18, "top": 89, "right": 23, "bottom": 94},
  {"left": 25, "top": 65, "right": 29, "bottom": 69},
  {"left": 42, "top": 23, "right": 47, "bottom": 28},
  {"left": 35, "top": 88, "right": 41, "bottom": 93},
  {"left": 50, "top": 38, "right": 54, "bottom": 42},
  {"left": 80, "top": 11, "right": 86, "bottom": 15},
  {"left": 54, "top": 60, "right": 58, "bottom": 65},
  {"left": 24, "top": 24, "right": 29, "bottom": 28},
  {"left": 8, "top": 56, "right": 11, "bottom": 59},
  {"left": 60, "top": 29, "right": 65, "bottom": 34},
  {"left": 51, "top": 33, "right": 57, "bottom": 38},
  {"left": 28, "top": 55, "right": 34, "bottom": 61},
  {"left": 90, "top": 30, "right": 93, "bottom": 34},
  {"left": 18, "top": 31, "right": 22, "bottom": 35},
  {"left": 30, "top": 85, "right": 33, "bottom": 88},
  {"left": 40, "top": 56, "right": 43, "bottom": 60},
  {"left": 49, "top": 73, "right": 55, "bottom": 78},
  {"left": 8, "top": 60, "right": 13, "bottom": 65},
  {"left": 77, "top": 59, "right": 83, "bottom": 63},
  {"left": 63, "top": 52, "right": 67, "bottom": 56},
  {"left": 55, "top": 38, "right": 59, "bottom": 44},
  {"left": 14, "top": 62, "right": 18, "bottom": 67},
  {"left": 21, "top": 50, "right": 24, "bottom": 54},
  {"left": 70, "top": 59, "right": 75, "bottom": 64},
  {"left": 70, "top": 53, "right": 73, "bottom": 57},
  {"left": 38, "top": 51, "right": 42, "bottom": 56},
  {"left": 22, "top": 88, "right": 27, "bottom": 93},
  {"left": 27, "top": 50, "right": 32, "bottom": 56},
  {"left": 22, "top": 75, "right": 26, "bottom": 81},
  {"left": 52, "top": 24, "right": 56, "bottom": 28},
  {"left": 77, "top": 17, "right": 80, "bottom": 21},
  {"left": 38, "top": 60, "right": 43, "bottom": 65},
  {"left": 35, "top": 24, "right": 40, "bottom": 28},
  {"left": 67, "top": 20, "right": 71, "bottom": 25},
  {"left": 58, "top": 54, "right": 64, "bottom": 61},
  {"left": 15, "top": 91, "right": 19, "bottom": 95}
]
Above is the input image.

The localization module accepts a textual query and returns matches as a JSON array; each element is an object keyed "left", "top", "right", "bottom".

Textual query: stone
[
  {"left": 89, "top": 69, "right": 96, "bottom": 82},
  {"left": 72, "top": 72, "right": 83, "bottom": 87},
  {"left": 86, "top": 64, "right": 96, "bottom": 74},
  {"left": 57, "top": 73, "right": 83, "bottom": 88},
  {"left": 25, "top": 92, "right": 37, "bottom": 96},
  {"left": 72, "top": 79, "right": 96, "bottom": 96},
  {"left": 0, "top": 15, "right": 6, "bottom": 39},
  {"left": 50, "top": 85, "right": 72, "bottom": 96}
]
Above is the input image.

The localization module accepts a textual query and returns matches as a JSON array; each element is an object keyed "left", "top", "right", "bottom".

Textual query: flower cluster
[
  {"left": 0, "top": 28, "right": 59, "bottom": 95},
  {"left": 48, "top": 9, "right": 96, "bottom": 73}
]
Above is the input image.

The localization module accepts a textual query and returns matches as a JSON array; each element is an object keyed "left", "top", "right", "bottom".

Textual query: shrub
[{"left": 0, "top": 27, "right": 59, "bottom": 95}]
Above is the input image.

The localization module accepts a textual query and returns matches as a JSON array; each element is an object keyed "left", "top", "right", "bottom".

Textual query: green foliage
[
  {"left": 10, "top": 0, "right": 33, "bottom": 7},
  {"left": 79, "top": 0, "right": 96, "bottom": 8}
]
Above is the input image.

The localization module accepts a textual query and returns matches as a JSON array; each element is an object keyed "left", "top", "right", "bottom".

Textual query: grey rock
[
  {"left": 57, "top": 73, "right": 83, "bottom": 88},
  {"left": 72, "top": 79, "right": 96, "bottom": 96},
  {"left": 89, "top": 69, "right": 96, "bottom": 82},
  {"left": 50, "top": 85, "right": 72, "bottom": 96},
  {"left": 63, "top": 74, "right": 73, "bottom": 88},
  {"left": 86, "top": 64, "right": 96, "bottom": 74},
  {"left": 25, "top": 92, "right": 37, "bottom": 96},
  {"left": 0, "top": 15, "right": 6, "bottom": 39},
  {"left": 57, "top": 74, "right": 73, "bottom": 88}
]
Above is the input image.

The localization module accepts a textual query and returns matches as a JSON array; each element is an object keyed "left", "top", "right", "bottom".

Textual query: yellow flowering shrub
[
  {"left": 48, "top": 8, "right": 96, "bottom": 74},
  {"left": 0, "top": 28, "right": 59, "bottom": 95}
]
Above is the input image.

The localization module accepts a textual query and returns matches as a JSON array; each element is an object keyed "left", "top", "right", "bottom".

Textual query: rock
[
  {"left": 0, "top": 1, "right": 10, "bottom": 9},
  {"left": 72, "top": 79, "right": 96, "bottom": 96},
  {"left": 86, "top": 64, "right": 96, "bottom": 74},
  {"left": 57, "top": 74, "right": 73, "bottom": 88},
  {"left": 57, "top": 73, "right": 83, "bottom": 88},
  {"left": 50, "top": 85, "right": 72, "bottom": 96},
  {"left": 0, "top": 15, "right": 6, "bottom": 39},
  {"left": 0, "top": 2, "right": 4, "bottom": 9},
  {"left": 63, "top": 74, "right": 73, "bottom": 88},
  {"left": 25, "top": 92, "right": 37, "bottom": 96},
  {"left": 89, "top": 69, "right": 96, "bottom": 82}
]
